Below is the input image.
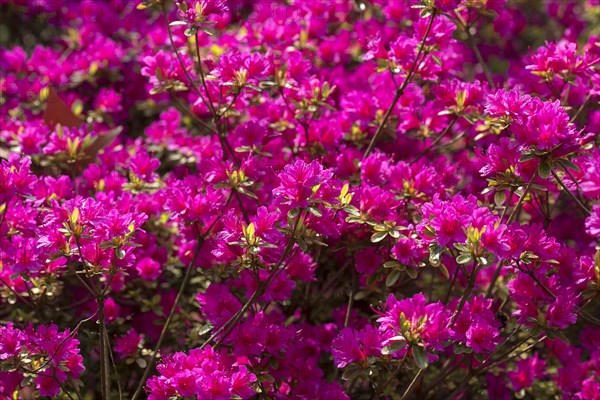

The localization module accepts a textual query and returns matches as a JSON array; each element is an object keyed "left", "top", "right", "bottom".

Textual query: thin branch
[
  {"left": 363, "top": 12, "right": 437, "bottom": 159},
  {"left": 0, "top": 276, "right": 36, "bottom": 309},
  {"left": 506, "top": 172, "right": 538, "bottom": 225},
  {"left": 98, "top": 297, "right": 111, "bottom": 400},
  {"left": 570, "top": 93, "right": 591, "bottom": 123},
  {"left": 131, "top": 238, "right": 203, "bottom": 400},
  {"left": 409, "top": 116, "right": 459, "bottom": 165},
  {"left": 161, "top": 4, "right": 206, "bottom": 103},
  {"left": 28, "top": 311, "right": 98, "bottom": 374},
  {"left": 131, "top": 195, "right": 231, "bottom": 400},
  {"left": 344, "top": 267, "right": 357, "bottom": 327},
  {"left": 449, "top": 11, "right": 495, "bottom": 88},
  {"left": 400, "top": 368, "right": 426, "bottom": 400},
  {"left": 550, "top": 168, "right": 591, "bottom": 216}
]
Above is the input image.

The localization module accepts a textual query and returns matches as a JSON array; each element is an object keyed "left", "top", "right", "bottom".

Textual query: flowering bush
[{"left": 1, "top": 0, "right": 599, "bottom": 399}]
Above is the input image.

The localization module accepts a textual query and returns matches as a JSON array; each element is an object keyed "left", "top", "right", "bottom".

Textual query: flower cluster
[{"left": 0, "top": 323, "right": 84, "bottom": 397}]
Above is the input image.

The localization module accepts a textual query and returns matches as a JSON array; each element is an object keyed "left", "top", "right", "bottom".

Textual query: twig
[
  {"left": 450, "top": 263, "right": 479, "bottom": 326},
  {"left": 131, "top": 238, "right": 203, "bottom": 400},
  {"left": 161, "top": 4, "right": 205, "bottom": 102},
  {"left": 409, "top": 116, "right": 459, "bottom": 165},
  {"left": 506, "top": 172, "right": 538, "bottom": 225},
  {"left": 131, "top": 196, "right": 231, "bottom": 400},
  {"left": 363, "top": 12, "right": 437, "bottom": 159},
  {"left": 400, "top": 368, "right": 426, "bottom": 400},
  {"left": 344, "top": 267, "right": 357, "bottom": 327},
  {"left": 98, "top": 297, "right": 111, "bottom": 400},
  {"left": 0, "top": 276, "right": 36, "bottom": 309},
  {"left": 449, "top": 11, "right": 495, "bottom": 88},
  {"left": 550, "top": 168, "right": 591, "bottom": 216},
  {"left": 570, "top": 93, "right": 591, "bottom": 123}
]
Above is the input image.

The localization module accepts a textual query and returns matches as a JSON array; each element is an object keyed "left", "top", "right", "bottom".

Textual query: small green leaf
[
  {"left": 538, "top": 160, "right": 552, "bottom": 179},
  {"left": 431, "top": 54, "right": 442, "bottom": 66},
  {"left": 115, "top": 248, "right": 126, "bottom": 259},
  {"left": 494, "top": 191, "right": 506, "bottom": 207},
  {"left": 386, "top": 270, "right": 401, "bottom": 287},
  {"left": 371, "top": 231, "right": 388, "bottom": 243},
  {"left": 383, "top": 260, "right": 402, "bottom": 269},
  {"left": 519, "top": 154, "right": 538, "bottom": 162},
  {"left": 560, "top": 159, "right": 580, "bottom": 172},
  {"left": 287, "top": 208, "right": 300, "bottom": 219},
  {"left": 456, "top": 253, "right": 472, "bottom": 265},
  {"left": 343, "top": 206, "right": 360, "bottom": 217},
  {"left": 259, "top": 374, "right": 275, "bottom": 383},
  {"left": 341, "top": 364, "right": 362, "bottom": 381},
  {"left": 412, "top": 346, "right": 429, "bottom": 369},
  {"left": 307, "top": 207, "right": 322, "bottom": 217},
  {"left": 381, "top": 341, "right": 407, "bottom": 355},
  {"left": 438, "top": 264, "right": 450, "bottom": 280},
  {"left": 184, "top": 27, "right": 197, "bottom": 37},
  {"left": 406, "top": 268, "right": 418, "bottom": 279}
]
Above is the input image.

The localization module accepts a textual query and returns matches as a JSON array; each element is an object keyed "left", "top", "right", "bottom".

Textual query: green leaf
[
  {"left": 438, "top": 263, "right": 450, "bottom": 280},
  {"left": 307, "top": 207, "right": 322, "bottom": 217},
  {"left": 545, "top": 329, "right": 570, "bottom": 344},
  {"left": 383, "top": 260, "right": 402, "bottom": 269},
  {"left": 389, "top": 230, "right": 401, "bottom": 239},
  {"left": 431, "top": 54, "right": 442, "bottom": 66},
  {"left": 341, "top": 364, "right": 362, "bottom": 381},
  {"left": 412, "top": 346, "right": 429, "bottom": 369},
  {"left": 184, "top": 27, "right": 197, "bottom": 37},
  {"left": 386, "top": 270, "right": 401, "bottom": 287},
  {"left": 287, "top": 208, "right": 300, "bottom": 219},
  {"left": 135, "top": 358, "right": 147, "bottom": 369},
  {"left": 343, "top": 206, "right": 360, "bottom": 217},
  {"left": 494, "top": 191, "right": 506, "bottom": 207},
  {"left": 259, "top": 374, "right": 275, "bottom": 383},
  {"left": 560, "top": 159, "right": 580, "bottom": 172},
  {"left": 115, "top": 248, "right": 126, "bottom": 259},
  {"left": 381, "top": 341, "right": 407, "bottom": 355},
  {"left": 456, "top": 253, "right": 472, "bottom": 265},
  {"left": 371, "top": 231, "right": 388, "bottom": 243},
  {"left": 538, "top": 160, "right": 552, "bottom": 179},
  {"left": 406, "top": 268, "right": 418, "bottom": 279},
  {"left": 519, "top": 154, "right": 538, "bottom": 162}
]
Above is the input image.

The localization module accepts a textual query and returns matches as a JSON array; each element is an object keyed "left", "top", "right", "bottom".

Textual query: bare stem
[
  {"left": 400, "top": 368, "right": 426, "bottom": 400},
  {"left": 507, "top": 172, "right": 538, "bottom": 225},
  {"left": 131, "top": 239, "right": 203, "bottom": 400},
  {"left": 344, "top": 267, "right": 357, "bottom": 327},
  {"left": 363, "top": 12, "right": 436, "bottom": 159},
  {"left": 550, "top": 168, "right": 591, "bottom": 216},
  {"left": 132, "top": 196, "right": 231, "bottom": 400},
  {"left": 98, "top": 297, "right": 111, "bottom": 400},
  {"left": 571, "top": 93, "right": 591, "bottom": 122},
  {"left": 409, "top": 116, "right": 459, "bottom": 165}
]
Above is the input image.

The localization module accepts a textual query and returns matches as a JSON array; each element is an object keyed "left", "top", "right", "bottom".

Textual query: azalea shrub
[{"left": 1, "top": 0, "right": 600, "bottom": 399}]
